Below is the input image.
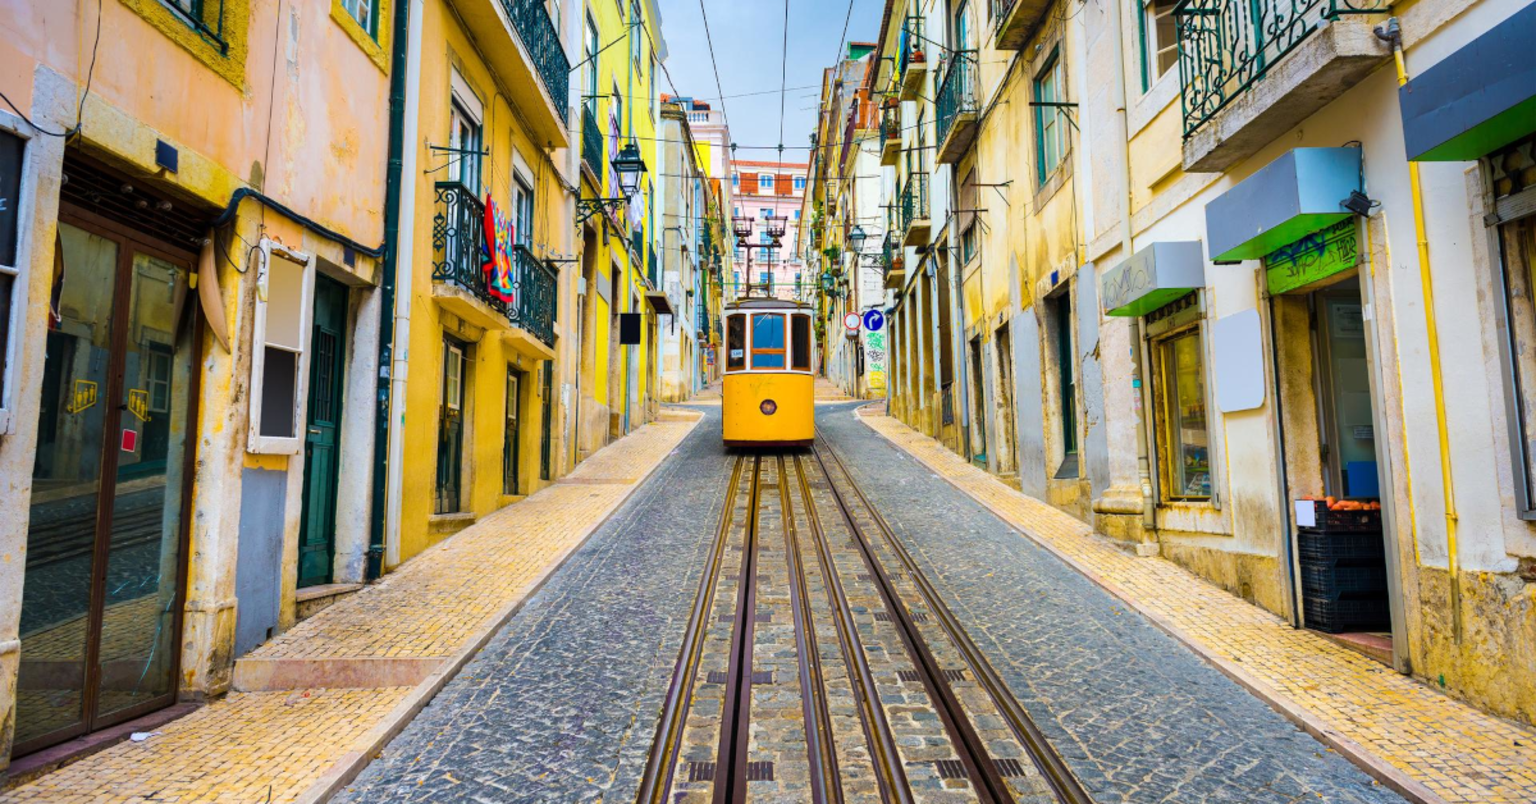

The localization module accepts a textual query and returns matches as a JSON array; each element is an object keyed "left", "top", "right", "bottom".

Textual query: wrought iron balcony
[
  {"left": 501, "top": 0, "right": 569, "bottom": 109},
  {"left": 432, "top": 182, "right": 558, "bottom": 346},
  {"left": 899, "top": 16, "right": 928, "bottom": 101},
  {"left": 1176, "top": 0, "right": 1389, "bottom": 169},
  {"left": 581, "top": 106, "right": 604, "bottom": 180},
  {"left": 880, "top": 105, "right": 902, "bottom": 167},
  {"left": 899, "top": 172, "right": 930, "bottom": 248},
  {"left": 649, "top": 244, "right": 659, "bottom": 288},
  {"left": 936, "top": 52, "right": 980, "bottom": 164},
  {"left": 990, "top": 0, "right": 1051, "bottom": 50}
]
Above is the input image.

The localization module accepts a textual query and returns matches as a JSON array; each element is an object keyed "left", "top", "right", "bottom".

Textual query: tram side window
[
  {"left": 791, "top": 315, "right": 811, "bottom": 371},
  {"left": 727, "top": 315, "right": 746, "bottom": 371},
  {"left": 752, "top": 313, "right": 786, "bottom": 369}
]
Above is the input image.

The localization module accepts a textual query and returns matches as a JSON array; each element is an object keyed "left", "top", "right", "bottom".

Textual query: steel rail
[
  {"left": 636, "top": 456, "right": 747, "bottom": 804},
  {"left": 794, "top": 455, "right": 910, "bottom": 804},
  {"left": 810, "top": 441, "right": 1012, "bottom": 804},
  {"left": 778, "top": 455, "right": 843, "bottom": 804},
  {"left": 714, "top": 456, "right": 765, "bottom": 804},
  {"left": 816, "top": 439, "right": 1095, "bottom": 804}
]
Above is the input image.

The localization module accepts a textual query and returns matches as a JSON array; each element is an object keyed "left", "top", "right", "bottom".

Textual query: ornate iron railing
[
  {"left": 899, "top": 15, "right": 927, "bottom": 76},
  {"left": 432, "top": 182, "right": 558, "bottom": 346},
  {"left": 581, "top": 106, "right": 604, "bottom": 177},
  {"left": 936, "top": 52, "right": 979, "bottom": 148},
  {"left": 990, "top": 0, "right": 1017, "bottom": 20},
  {"left": 900, "top": 172, "right": 929, "bottom": 234},
  {"left": 1176, "top": 0, "right": 1388, "bottom": 137},
  {"left": 501, "top": 0, "right": 571, "bottom": 108}
]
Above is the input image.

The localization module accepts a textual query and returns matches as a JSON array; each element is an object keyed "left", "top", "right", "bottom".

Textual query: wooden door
[{"left": 297, "top": 274, "right": 347, "bottom": 588}]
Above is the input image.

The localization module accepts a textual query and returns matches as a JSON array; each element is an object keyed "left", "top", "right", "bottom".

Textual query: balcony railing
[
  {"left": 581, "top": 106, "right": 604, "bottom": 178},
  {"left": 501, "top": 0, "right": 570, "bottom": 106},
  {"left": 649, "top": 244, "right": 659, "bottom": 288},
  {"left": 433, "top": 182, "right": 558, "bottom": 346},
  {"left": 936, "top": 52, "right": 979, "bottom": 152},
  {"left": 900, "top": 172, "right": 929, "bottom": 233},
  {"left": 881, "top": 105, "right": 901, "bottom": 148},
  {"left": 1176, "top": 0, "right": 1386, "bottom": 137},
  {"left": 899, "top": 15, "right": 926, "bottom": 76}
]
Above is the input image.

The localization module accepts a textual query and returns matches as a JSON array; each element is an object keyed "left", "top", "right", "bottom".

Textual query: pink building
[{"left": 730, "top": 160, "right": 809, "bottom": 300}]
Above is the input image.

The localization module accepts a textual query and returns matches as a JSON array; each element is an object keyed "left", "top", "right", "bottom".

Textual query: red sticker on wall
[{"left": 121, "top": 429, "right": 138, "bottom": 453}]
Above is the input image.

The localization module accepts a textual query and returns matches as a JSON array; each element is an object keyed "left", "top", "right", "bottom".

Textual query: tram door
[{"left": 16, "top": 218, "right": 198, "bottom": 755}]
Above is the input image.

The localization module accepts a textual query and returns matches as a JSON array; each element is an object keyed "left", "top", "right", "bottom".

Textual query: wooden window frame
[
  {"left": 0, "top": 115, "right": 39, "bottom": 436},
  {"left": 1148, "top": 301, "right": 1213, "bottom": 502},
  {"left": 248, "top": 239, "right": 317, "bottom": 455}
]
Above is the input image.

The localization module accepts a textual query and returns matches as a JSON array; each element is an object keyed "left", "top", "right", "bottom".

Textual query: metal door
[{"left": 297, "top": 275, "right": 347, "bottom": 588}]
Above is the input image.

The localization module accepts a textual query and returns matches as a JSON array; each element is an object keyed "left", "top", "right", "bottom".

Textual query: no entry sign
[{"left": 843, "top": 312, "right": 861, "bottom": 331}]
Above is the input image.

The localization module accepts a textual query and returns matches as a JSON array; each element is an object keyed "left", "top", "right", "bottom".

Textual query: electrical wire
[
  {"left": 777, "top": 0, "right": 791, "bottom": 153},
  {"left": 694, "top": 0, "right": 734, "bottom": 143},
  {"left": 0, "top": 0, "right": 102, "bottom": 138}
]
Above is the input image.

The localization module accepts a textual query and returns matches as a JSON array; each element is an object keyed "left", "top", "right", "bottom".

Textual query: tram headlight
[{"left": 760, "top": 399, "right": 778, "bottom": 416}]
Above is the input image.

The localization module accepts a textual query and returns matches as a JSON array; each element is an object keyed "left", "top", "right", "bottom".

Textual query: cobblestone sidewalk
[
  {"left": 857, "top": 407, "right": 1536, "bottom": 804},
  {"left": 0, "top": 411, "right": 702, "bottom": 804}
]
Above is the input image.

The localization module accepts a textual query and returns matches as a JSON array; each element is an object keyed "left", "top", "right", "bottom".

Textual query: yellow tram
[{"left": 722, "top": 298, "right": 816, "bottom": 447}]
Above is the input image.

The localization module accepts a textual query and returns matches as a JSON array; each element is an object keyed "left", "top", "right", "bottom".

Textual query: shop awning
[
  {"left": 1100, "top": 241, "right": 1205, "bottom": 317},
  {"left": 646, "top": 288, "right": 675, "bottom": 316},
  {"left": 1399, "top": 3, "right": 1536, "bottom": 162},
  {"left": 1204, "top": 148, "right": 1361, "bottom": 263}
]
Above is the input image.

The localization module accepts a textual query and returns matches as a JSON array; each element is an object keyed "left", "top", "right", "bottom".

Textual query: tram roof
[{"left": 723, "top": 297, "right": 811, "bottom": 311}]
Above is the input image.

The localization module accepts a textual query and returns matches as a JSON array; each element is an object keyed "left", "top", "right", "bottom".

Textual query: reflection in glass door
[{"left": 15, "top": 220, "right": 197, "bottom": 756}]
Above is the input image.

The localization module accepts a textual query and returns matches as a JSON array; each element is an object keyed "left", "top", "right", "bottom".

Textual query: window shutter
[{"left": 959, "top": 169, "right": 979, "bottom": 234}]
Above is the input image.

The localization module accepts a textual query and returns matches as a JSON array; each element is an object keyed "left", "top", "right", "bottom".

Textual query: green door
[{"left": 298, "top": 275, "right": 348, "bottom": 588}]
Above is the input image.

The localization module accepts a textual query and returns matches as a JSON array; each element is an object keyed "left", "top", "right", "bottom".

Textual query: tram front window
[
  {"left": 791, "top": 315, "right": 811, "bottom": 371},
  {"left": 752, "top": 313, "right": 786, "bottom": 369},
  {"left": 727, "top": 315, "right": 746, "bottom": 371}
]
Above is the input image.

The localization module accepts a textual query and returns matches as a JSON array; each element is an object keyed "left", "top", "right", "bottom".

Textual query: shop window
[
  {"left": 1033, "top": 50, "right": 1067, "bottom": 185},
  {"left": 1139, "top": 0, "right": 1179, "bottom": 91},
  {"left": 1148, "top": 295, "right": 1212, "bottom": 501},
  {"left": 752, "top": 313, "right": 786, "bottom": 369},
  {"left": 249, "top": 240, "right": 317, "bottom": 454},
  {"left": 726, "top": 315, "right": 746, "bottom": 371},
  {"left": 0, "top": 127, "right": 25, "bottom": 434}
]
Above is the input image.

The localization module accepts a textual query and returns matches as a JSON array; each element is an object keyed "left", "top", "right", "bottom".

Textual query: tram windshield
[
  {"left": 791, "top": 315, "right": 811, "bottom": 371},
  {"left": 751, "top": 313, "right": 786, "bottom": 369}
]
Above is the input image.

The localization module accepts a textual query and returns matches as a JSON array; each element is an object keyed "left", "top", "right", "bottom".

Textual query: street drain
[
  {"left": 935, "top": 759, "right": 967, "bottom": 779},
  {"left": 707, "top": 670, "right": 729, "bottom": 684},
  {"left": 751, "top": 670, "right": 775, "bottom": 685},
  {"left": 746, "top": 761, "right": 775, "bottom": 781},
  {"left": 994, "top": 758, "right": 1027, "bottom": 777},
  {"left": 897, "top": 670, "right": 921, "bottom": 683},
  {"left": 942, "top": 669, "right": 966, "bottom": 682},
  {"left": 687, "top": 761, "right": 716, "bottom": 782}
]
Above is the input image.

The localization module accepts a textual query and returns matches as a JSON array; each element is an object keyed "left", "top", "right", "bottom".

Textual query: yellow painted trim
[
  {"left": 331, "top": 0, "right": 392, "bottom": 74},
  {"left": 120, "top": 0, "right": 250, "bottom": 89}
]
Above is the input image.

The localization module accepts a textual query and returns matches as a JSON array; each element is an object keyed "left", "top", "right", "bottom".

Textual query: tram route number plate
[{"left": 843, "top": 313, "right": 861, "bottom": 331}]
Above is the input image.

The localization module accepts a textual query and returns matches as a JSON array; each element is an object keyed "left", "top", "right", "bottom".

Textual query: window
[
  {"left": 1140, "top": 0, "right": 1179, "bottom": 90},
  {"left": 793, "top": 176, "right": 806, "bottom": 191},
  {"left": 752, "top": 313, "right": 786, "bottom": 369},
  {"left": 341, "top": 0, "right": 375, "bottom": 36},
  {"left": 514, "top": 176, "right": 534, "bottom": 246},
  {"left": 960, "top": 169, "right": 978, "bottom": 264},
  {"left": 792, "top": 314, "right": 811, "bottom": 370},
  {"left": 1033, "top": 51, "right": 1067, "bottom": 184},
  {"left": 952, "top": 0, "right": 973, "bottom": 51},
  {"left": 793, "top": 209, "right": 801, "bottom": 220},
  {"left": 759, "top": 174, "right": 774, "bottom": 193},
  {"left": 0, "top": 128, "right": 26, "bottom": 432},
  {"left": 760, "top": 208, "right": 772, "bottom": 219},
  {"left": 249, "top": 240, "right": 317, "bottom": 454},
  {"left": 1496, "top": 205, "right": 1536, "bottom": 515},
  {"left": 631, "top": 0, "right": 644, "bottom": 67},
  {"left": 726, "top": 315, "right": 746, "bottom": 370},
  {"left": 733, "top": 174, "right": 740, "bottom": 188},
  {"left": 449, "top": 74, "right": 484, "bottom": 193},
  {"left": 437, "top": 337, "right": 467, "bottom": 514},
  {"left": 1148, "top": 297, "right": 1211, "bottom": 500},
  {"left": 584, "top": 15, "right": 599, "bottom": 112}
]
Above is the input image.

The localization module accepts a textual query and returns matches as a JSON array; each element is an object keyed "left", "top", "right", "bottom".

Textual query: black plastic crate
[
  {"left": 1298, "top": 530, "right": 1386, "bottom": 565},
  {"left": 1296, "top": 500, "right": 1382, "bottom": 534},
  {"left": 1301, "top": 563, "right": 1389, "bottom": 598},
  {"left": 1304, "top": 593, "right": 1390, "bottom": 634}
]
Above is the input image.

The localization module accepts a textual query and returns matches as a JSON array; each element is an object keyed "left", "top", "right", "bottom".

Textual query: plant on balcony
[{"left": 822, "top": 245, "right": 842, "bottom": 262}]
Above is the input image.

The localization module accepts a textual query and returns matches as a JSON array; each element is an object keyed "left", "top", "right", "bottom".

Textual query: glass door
[{"left": 15, "top": 219, "right": 197, "bottom": 755}]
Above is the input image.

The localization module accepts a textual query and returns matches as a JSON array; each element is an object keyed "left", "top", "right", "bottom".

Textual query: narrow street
[{"left": 334, "top": 404, "right": 1399, "bottom": 803}]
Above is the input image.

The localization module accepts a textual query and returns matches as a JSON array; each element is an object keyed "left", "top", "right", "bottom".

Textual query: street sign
[
  {"left": 862, "top": 309, "right": 885, "bottom": 332},
  {"left": 843, "top": 312, "right": 861, "bottom": 331}
]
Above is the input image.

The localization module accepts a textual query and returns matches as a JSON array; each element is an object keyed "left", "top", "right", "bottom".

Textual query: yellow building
[
  {"left": 0, "top": 0, "right": 391, "bottom": 764},
  {"left": 574, "top": 0, "right": 669, "bottom": 459},
  {"left": 388, "top": 0, "right": 574, "bottom": 563}
]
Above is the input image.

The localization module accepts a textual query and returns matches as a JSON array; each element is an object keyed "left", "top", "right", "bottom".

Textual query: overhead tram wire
[{"left": 695, "top": 0, "right": 734, "bottom": 143}]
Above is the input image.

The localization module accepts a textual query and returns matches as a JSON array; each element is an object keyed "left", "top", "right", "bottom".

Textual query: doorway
[
  {"left": 503, "top": 366, "right": 522, "bottom": 495},
  {"left": 968, "top": 335, "right": 988, "bottom": 467},
  {"left": 297, "top": 274, "right": 348, "bottom": 588},
  {"left": 15, "top": 216, "right": 200, "bottom": 756}
]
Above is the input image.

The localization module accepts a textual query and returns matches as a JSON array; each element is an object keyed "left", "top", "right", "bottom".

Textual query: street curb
[
  {"left": 853, "top": 406, "right": 1448, "bottom": 804},
  {"left": 297, "top": 411, "right": 705, "bottom": 804}
]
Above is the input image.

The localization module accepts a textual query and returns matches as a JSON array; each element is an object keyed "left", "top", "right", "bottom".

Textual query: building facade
[
  {"left": 729, "top": 160, "right": 809, "bottom": 301},
  {"left": 865, "top": 0, "right": 1536, "bottom": 726},
  {"left": 656, "top": 99, "right": 726, "bottom": 402}
]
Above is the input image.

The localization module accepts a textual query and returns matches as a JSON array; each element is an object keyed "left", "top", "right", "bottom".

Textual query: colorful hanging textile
[{"left": 482, "top": 196, "right": 517, "bottom": 304}]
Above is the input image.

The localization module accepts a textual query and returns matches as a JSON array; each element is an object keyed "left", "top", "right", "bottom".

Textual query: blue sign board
[{"left": 862, "top": 309, "right": 885, "bottom": 332}]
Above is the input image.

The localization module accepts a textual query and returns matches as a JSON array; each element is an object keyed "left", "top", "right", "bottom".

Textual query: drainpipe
[
  {"left": 1381, "top": 17, "right": 1461, "bottom": 641},
  {"left": 1106, "top": 0, "right": 1156, "bottom": 538},
  {"left": 378, "top": 0, "right": 424, "bottom": 575}
]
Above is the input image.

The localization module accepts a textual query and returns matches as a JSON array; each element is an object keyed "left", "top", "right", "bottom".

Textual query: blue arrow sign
[{"left": 862, "top": 309, "right": 885, "bottom": 332}]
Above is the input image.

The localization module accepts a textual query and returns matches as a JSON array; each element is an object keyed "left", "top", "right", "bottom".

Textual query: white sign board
[
  {"left": 843, "top": 312, "right": 861, "bottom": 331},
  {"left": 1211, "top": 308, "right": 1266, "bottom": 413}
]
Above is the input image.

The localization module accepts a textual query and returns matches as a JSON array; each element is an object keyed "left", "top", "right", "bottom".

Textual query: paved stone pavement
[
  {"left": 1, "top": 413, "right": 701, "bottom": 804},
  {"left": 335, "top": 407, "right": 735, "bottom": 803},
  {"left": 817, "top": 404, "right": 1404, "bottom": 804},
  {"left": 852, "top": 404, "right": 1536, "bottom": 804}
]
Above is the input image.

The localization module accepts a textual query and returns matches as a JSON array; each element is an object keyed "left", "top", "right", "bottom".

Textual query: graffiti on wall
[{"left": 864, "top": 330, "right": 886, "bottom": 392}]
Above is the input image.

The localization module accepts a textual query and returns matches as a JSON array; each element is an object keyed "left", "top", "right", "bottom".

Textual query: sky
[{"left": 654, "top": 0, "right": 886, "bottom": 164}]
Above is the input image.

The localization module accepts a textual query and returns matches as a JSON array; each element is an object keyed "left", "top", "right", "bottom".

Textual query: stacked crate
[{"left": 1297, "top": 502, "right": 1390, "bottom": 633}]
